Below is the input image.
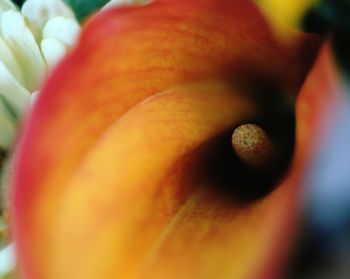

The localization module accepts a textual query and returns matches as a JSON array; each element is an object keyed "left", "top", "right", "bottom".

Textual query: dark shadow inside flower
[
  {"left": 180, "top": 87, "right": 296, "bottom": 205},
  {"left": 197, "top": 123, "right": 294, "bottom": 204}
]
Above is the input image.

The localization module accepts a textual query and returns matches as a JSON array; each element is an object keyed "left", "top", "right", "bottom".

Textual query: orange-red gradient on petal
[{"left": 11, "top": 0, "right": 325, "bottom": 279}]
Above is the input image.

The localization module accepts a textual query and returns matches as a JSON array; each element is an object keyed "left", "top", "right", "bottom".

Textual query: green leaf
[{"left": 63, "top": 0, "right": 110, "bottom": 21}]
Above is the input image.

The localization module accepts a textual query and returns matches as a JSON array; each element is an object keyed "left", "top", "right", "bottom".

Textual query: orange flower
[{"left": 11, "top": 0, "right": 330, "bottom": 278}]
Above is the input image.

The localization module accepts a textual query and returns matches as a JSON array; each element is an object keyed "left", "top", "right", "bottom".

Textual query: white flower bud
[{"left": 0, "top": 0, "right": 80, "bottom": 149}]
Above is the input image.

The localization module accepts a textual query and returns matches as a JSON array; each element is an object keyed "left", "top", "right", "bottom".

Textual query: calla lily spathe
[{"left": 11, "top": 0, "right": 331, "bottom": 279}]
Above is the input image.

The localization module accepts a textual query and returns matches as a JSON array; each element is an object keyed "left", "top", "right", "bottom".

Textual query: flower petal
[
  {"left": 0, "top": 243, "right": 16, "bottom": 276},
  {"left": 42, "top": 16, "right": 80, "bottom": 47},
  {"left": 21, "top": 0, "right": 75, "bottom": 40},
  {"left": 0, "top": 34, "right": 24, "bottom": 86},
  {"left": 0, "top": 0, "right": 16, "bottom": 12},
  {"left": 12, "top": 1, "right": 321, "bottom": 279},
  {"left": 41, "top": 85, "right": 299, "bottom": 279},
  {"left": 1, "top": 10, "right": 46, "bottom": 91},
  {"left": 41, "top": 38, "right": 67, "bottom": 70},
  {"left": 0, "top": 61, "right": 30, "bottom": 118}
]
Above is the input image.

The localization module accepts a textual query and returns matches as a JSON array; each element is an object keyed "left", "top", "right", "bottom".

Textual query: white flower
[
  {"left": 0, "top": 0, "right": 80, "bottom": 150},
  {"left": 0, "top": 243, "right": 15, "bottom": 277}
]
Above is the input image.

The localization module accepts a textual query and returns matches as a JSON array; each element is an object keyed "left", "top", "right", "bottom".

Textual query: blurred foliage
[
  {"left": 302, "top": 7, "right": 329, "bottom": 35},
  {"left": 302, "top": 0, "right": 350, "bottom": 33},
  {"left": 10, "top": 0, "right": 109, "bottom": 21},
  {"left": 317, "top": 0, "right": 350, "bottom": 28},
  {"left": 333, "top": 28, "right": 350, "bottom": 82},
  {"left": 11, "top": 0, "right": 24, "bottom": 7},
  {"left": 301, "top": 0, "right": 350, "bottom": 80},
  {"left": 1, "top": 271, "right": 16, "bottom": 279},
  {"left": 63, "top": 0, "right": 110, "bottom": 21}
]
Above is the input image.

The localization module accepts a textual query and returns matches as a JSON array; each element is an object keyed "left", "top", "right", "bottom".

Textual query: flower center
[{"left": 231, "top": 123, "right": 274, "bottom": 167}]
